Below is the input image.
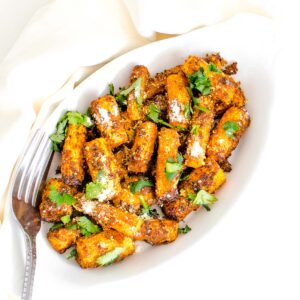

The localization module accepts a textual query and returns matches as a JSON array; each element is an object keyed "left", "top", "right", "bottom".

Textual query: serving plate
[{"left": 36, "top": 13, "right": 275, "bottom": 285}]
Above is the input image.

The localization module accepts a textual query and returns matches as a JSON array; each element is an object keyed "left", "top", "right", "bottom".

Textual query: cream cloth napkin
[{"left": 0, "top": 0, "right": 273, "bottom": 299}]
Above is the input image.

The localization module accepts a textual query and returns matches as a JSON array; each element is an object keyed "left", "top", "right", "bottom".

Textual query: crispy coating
[
  {"left": 61, "top": 124, "right": 87, "bottom": 186},
  {"left": 205, "top": 53, "right": 228, "bottom": 69},
  {"left": 91, "top": 96, "right": 128, "bottom": 148},
  {"left": 162, "top": 196, "right": 194, "bottom": 221},
  {"left": 114, "top": 146, "right": 131, "bottom": 181},
  {"left": 184, "top": 96, "right": 215, "bottom": 168},
  {"left": 143, "top": 94, "right": 168, "bottom": 117},
  {"left": 134, "top": 219, "right": 178, "bottom": 245},
  {"left": 164, "top": 157, "right": 226, "bottom": 221},
  {"left": 166, "top": 73, "right": 191, "bottom": 129},
  {"left": 155, "top": 128, "right": 181, "bottom": 203},
  {"left": 75, "top": 199, "right": 144, "bottom": 239},
  {"left": 146, "top": 65, "right": 183, "bottom": 99},
  {"left": 128, "top": 122, "right": 158, "bottom": 173},
  {"left": 112, "top": 188, "right": 141, "bottom": 214},
  {"left": 207, "top": 107, "right": 250, "bottom": 163},
  {"left": 127, "top": 65, "right": 150, "bottom": 121},
  {"left": 181, "top": 157, "right": 226, "bottom": 195},
  {"left": 84, "top": 138, "right": 121, "bottom": 201},
  {"left": 39, "top": 178, "right": 77, "bottom": 222},
  {"left": 181, "top": 55, "right": 245, "bottom": 115},
  {"left": 120, "top": 111, "right": 136, "bottom": 144},
  {"left": 47, "top": 227, "right": 79, "bottom": 253},
  {"left": 76, "top": 229, "right": 135, "bottom": 268}
]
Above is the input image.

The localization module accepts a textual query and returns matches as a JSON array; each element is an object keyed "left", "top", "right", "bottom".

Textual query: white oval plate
[{"left": 38, "top": 13, "right": 275, "bottom": 284}]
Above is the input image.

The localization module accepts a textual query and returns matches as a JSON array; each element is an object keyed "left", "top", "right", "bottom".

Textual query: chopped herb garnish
[
  {"left": 184, "top": 103, "right": 193, "bottom": 119},
  {"left": 50, "top": 222, "right": 64, "bottom": 231},
  {"left": 67, "top": 248, "right": 77, "bottom": 259},
  {"left": 147, "top": 104, "right": 186, "bottom": 131},
  {"left": 85, "top": 182, "right": 104, "bottom": 200},
  {"left": 97, "top": 247, "right": 123, "bottom": 266},
  {"left": 66, "top": 223, "right": 77, "bottom": 230},
  {"left": 115, "top": 87, "right": 127, "bottom": 106},
  {"left": 50, "top": 111, "right": 93, "bottom": 152},
  {"left": 194, "top": 105, "right": 209, "bottom": 113},
  {"left": 108, "top": 83, "right": 114, "bottom": 96},
  {"left": 129, "top": 179, "right": 154, "bottom": 194},
  {"left": 138, "top": 196, "right": 157, "bottom": 219},
  {"left": 61, "top": 215, "right": 71, "bottom": 225},
  {"left": 178, "top": 224, "right": 192, "bottom": 234},
  {"left": 49, "top": 185, "right": 75, "bottom": 206},
  {"left": 165, "top": 153, "right": 183, "bottom": 181},
  {"left": 118, "top": 78, "right": 142, "bottom": 107},
  {"left": 85, "top": 170, "right": 107, "bottom": 200},
  {"left": 223, "top": 121, "right": 240, "bottom": 139},
  {"left": 191, "top": 124, "right": 200, "bottom": 136},
  {"left": 208, "top": 63, "right": 222, "bottom": 73},
  {"left": 188, "top": 67, "right": 211, "bottom": 96},
  {"left": 188, "top": 190, "right": 217, "bottom": 211},
  {"left": 77, "top": 216, "right": 100, "bottom": 237}
]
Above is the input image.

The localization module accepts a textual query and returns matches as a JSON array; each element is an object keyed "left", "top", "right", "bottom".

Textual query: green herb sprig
[
  {"left": 49, "top": 185, "right": 75, "bottom": 206},
  {"left": 187, "top": 190, "right": 217, "bottom": 211},
  {"left": 165, "top": 153, "right": 183, "bottom": 181},
  {"left": 50, "top": 111, "right": 93, "bottom": 151},
  {"left": 222, "top": 121, "right": 240, "bottom": 140}
]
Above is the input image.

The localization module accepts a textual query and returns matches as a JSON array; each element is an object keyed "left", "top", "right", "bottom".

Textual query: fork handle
[{"left": 22, "top": 234, "right": 37, "bottom": 300}]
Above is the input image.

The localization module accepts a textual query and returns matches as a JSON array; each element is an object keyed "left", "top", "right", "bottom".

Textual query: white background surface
[{"left": 1, "top": 1, "right": 300, "bottom": 300}]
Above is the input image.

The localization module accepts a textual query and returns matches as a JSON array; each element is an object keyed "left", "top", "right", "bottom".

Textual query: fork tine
[
  {"left": 22, "top": 132, "right": 52, "bottom": 204},
  {"left": 17, "top": 131, "right": 45, "bottom": 202},
  {"left": 12, "top": 130, "right": 44, "bottom": 200},
  {"left": 27, "top": 138, "right": 53, "bottom": 207}
]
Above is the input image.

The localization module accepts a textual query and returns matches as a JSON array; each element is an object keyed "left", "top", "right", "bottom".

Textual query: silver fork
[{"left": 12, "top": 129, "right": 53, "bottom": 300}]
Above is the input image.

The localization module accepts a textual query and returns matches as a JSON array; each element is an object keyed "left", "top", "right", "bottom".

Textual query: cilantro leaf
[
  {"left": 147, "top": 104, "right": 186, "bottom": 131},
  {"left": 208, "top": 63, "right": 221, "bottom": 73},
  {"left": 108, "top": 83, "right": 114, "bottom": 96},
  {"left": 85, "top": 170, "right": 107, "bottom": 200},
  {"left": 49, "top": 185, "right": 75, "bottom": 206},
  {"left": 50, "top": 222, "right": 64, "bottom": 231},
  {"left": 77, "top": 216, "right": 100, "bottom": 237},
  {"left": 67, "top": 248, "right": 77, "bottom": 259},
  {"left": 178, "top": 224, "right": 192, "bottom": 234},
  {"left": 165, "top": 153, "right": 183, "bottom": 181},
  {"left": 97, "top": 247, "right": 123, "bottom": 266},
  {"left": 188, "top": 190, "right": 217, "bottom": 211},
  {"left": 191, "top": 124, "right": 200, "bottom": 136},
  {"left": 194, "top": 105, "right": 209, "bottom": 113},
  {"left": 118, "top": 78, "right": 142, "bottom": 107},
  {"left": 50, "top": 111, "right": 93, "bottom": 152},
  {"left": 85, "top": 182, "right": 104, "bottom": 200},
  {"left": 138, "top": 196, "right": 157, "bottom": 219},
  {"left": 129, "top": 179, "right": 154, "bottom": 194},
  {"left": 61, "top": 215, "right": 71, "bottom": 225},
  {"left": 66, "top": 223, "right": 77, "bottom": 230},
  {"left": 188, "top": 67, "right": 211, "bottom": 96},
  {"left": 184, "top": 103, "right": 193, "bottom": 119},
  {"left": 222, "top": 121, "right": 240, "bottom": 139}
]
